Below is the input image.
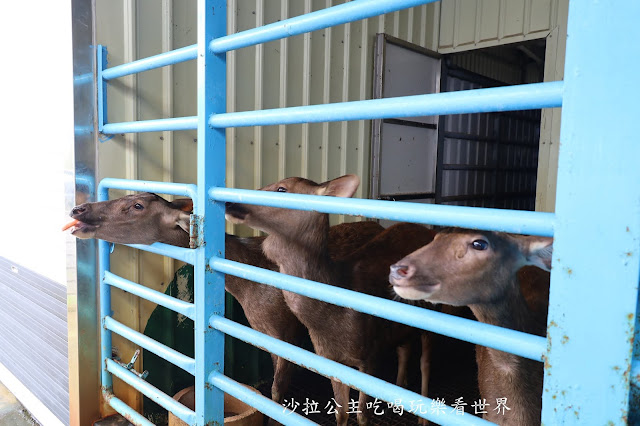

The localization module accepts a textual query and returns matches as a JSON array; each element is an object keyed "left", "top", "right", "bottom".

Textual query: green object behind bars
[{"left": 142, "top": 264, "right": 272, "bottom": 421}]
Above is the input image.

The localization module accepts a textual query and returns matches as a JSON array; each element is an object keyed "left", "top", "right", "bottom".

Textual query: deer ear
[
  {"left": 171, "top": 198, "right": 193, "bottom": 212},
  {"left": 318, "top": 174, "right": 360, "bottom": 198},
  {"left": 176, "top": 211, "right": 191, "bottom": 234},
  {"left": 522, "top": 237, "right": 553, "bottom": 271}
]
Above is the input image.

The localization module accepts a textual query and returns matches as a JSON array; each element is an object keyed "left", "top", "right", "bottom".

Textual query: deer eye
[
  {"left": 134, "top": 203, "right": 144, "bottom": 210},
  {"left": 471, "top": 239, "right": 488, "bottom": 250},
  {"left": 276, "top": 187, "right": 287, "bottom": 193}
]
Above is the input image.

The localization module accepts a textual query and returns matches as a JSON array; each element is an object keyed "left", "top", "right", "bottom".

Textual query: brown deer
[
  {"left": 66, "top": 193, "right": 384, "bottom": 406},
  {"left": 226, "top": 175, "right": 437, "bottom": 426},
  {"left": 389, "top": 228, "right": 552, "bottom": 426}
]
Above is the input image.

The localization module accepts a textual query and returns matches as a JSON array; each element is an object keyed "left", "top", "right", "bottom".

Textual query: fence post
[
  {"left": 196, "top": 0, "right": 227, "bottom": 424},
  {"left": 543, "top": 1, "right": 640, "bottom": 424}
]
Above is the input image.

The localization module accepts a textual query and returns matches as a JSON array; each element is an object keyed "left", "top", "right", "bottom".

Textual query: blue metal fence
[{"left": 94, "top": 0, "right": 640, "bottom": 425}]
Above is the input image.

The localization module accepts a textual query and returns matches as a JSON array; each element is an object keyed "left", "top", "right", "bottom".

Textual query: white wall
[{"left": 0, "top": 1, "right": 75, "bottom": 285}]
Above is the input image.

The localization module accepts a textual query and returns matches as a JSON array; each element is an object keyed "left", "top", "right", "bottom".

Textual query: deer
[
  {"left": 65, "top": 192, "right": 385, "bottom": 408},
  {"left": 389, "top": 228, "right": 553, "bottom": 426},
  {"left": 225, "top": 175, "right": 437, "bottom": 426}
]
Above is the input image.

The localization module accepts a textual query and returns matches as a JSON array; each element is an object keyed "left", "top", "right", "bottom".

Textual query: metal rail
[
  {"left": 103, "top": 272, "right": 195, "bottom": 320},
  {"left": 210, "top": 316, "right": 494, "bottom": 426},
  {"left": 210, "top": 187, "right": 556, "bottom": 237},
  {"left": 104, "top": 317, "right": 196, "bottom": 376},
  {"left": 100, "top": 82, "right": 562, "bottom": 135},
  {"left": 211, "top": 258, "right": 546, "bottom": 362}
]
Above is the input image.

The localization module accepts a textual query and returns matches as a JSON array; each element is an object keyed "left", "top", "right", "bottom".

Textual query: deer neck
[
  {"left": 223, "top": 234, "right": 273, "bottom": 298},
  {"left": 470, "top": 276, "right": 536, "bottom": 334},
  {"left": 469, "top": 276, "right": 543, "bottom": 425},
  {"left": 262, "top": 215, "right": 334, "bottom": 284},
  {"left": 158, "top": 228, "right": 190, "bottom": 248}
]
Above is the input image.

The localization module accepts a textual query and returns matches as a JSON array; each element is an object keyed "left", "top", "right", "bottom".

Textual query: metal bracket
[
  {"left": 190, "top": 214, "right": 203, "bottom": 249},
  {"left": 112, "top": 349, "right": 149, "bottom": 380}
]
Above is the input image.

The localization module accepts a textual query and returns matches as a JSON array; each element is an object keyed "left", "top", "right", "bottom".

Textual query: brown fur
[{"left": 389, "top": 228, "right": 552, "bottom": 426}]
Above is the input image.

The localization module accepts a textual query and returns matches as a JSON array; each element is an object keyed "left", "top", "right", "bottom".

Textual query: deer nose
[
  {"left": 390, "top": 263, "right": 415, "bottom": 281},
  {"left": 71, "top": 205, "right": 87, "bottom": 216}
]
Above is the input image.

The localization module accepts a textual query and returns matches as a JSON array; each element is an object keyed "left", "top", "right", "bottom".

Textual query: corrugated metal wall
[
  {"left": 227, "top": 1, "right": 438, "bottom": 204},
  {"left": 97, "top": 0, "right": 438, "bottom": 214},
  {"left": 0, "top": 258, "right": 68, "bottom": 424},
  {"left": 437, "top": 0, "right": 559, "bottom": 53}
]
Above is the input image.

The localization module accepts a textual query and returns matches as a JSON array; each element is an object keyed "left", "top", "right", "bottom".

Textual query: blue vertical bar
[
  {"left": 631, "top": 289, "right": 640, "bottom": 423},
  {"left": 98, "top": 186, "right": 113, "bottom": 402},
  {"left": 196, "top": 0, "right": 226, "bottom": 425},
  {"left": 543, "top": 1, "right": 640, "bottom": 424}
]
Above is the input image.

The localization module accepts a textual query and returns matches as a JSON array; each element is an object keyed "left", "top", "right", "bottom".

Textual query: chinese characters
[{"left": 282, "top": 396, "right": 512, "bottom": 418}]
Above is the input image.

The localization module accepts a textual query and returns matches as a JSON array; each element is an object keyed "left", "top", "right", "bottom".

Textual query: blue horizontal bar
[
  {"left": 211, "top": 258, "right": 546, "bottom": 362},
  {"left": 209, "top": 81, "right": 563, "bottom": 128},
  {"left": 99, "top": 178, "right": 197, "bottom": 201},
  {"left": 104, "top": 316, "right": 196, "bottom": 376},
  {"left": 101, "top": 116, "right": 197, "bottom": 135},
  {"left": 102, "top": 44, "right": 197, "bottom": 81},
  {"left": 210, "top": 0, "right": 438, "bottom": 54},
  {"left": 123, "top": 242, "right": 196, "bottom": 265},
  {"left": 104, "top": 392, "right": 155, "bottom": 426},
  {"left": 98, "top": 82, "right": 561, "bottom": 135},
  {"left": 210, "top": 187, "right": 555, "bottom": 236},
  {"left": 211, "top": 316, "right": 492, "bottom": 426},
  {"left": 209, "top": 372, "right": 316, "bottom": 426},
  {"left": 103, "top": 271, "right": 195, "bottom": 320},
  {"left": 106, "top": 359, "right": 196, "bottom": 425}
]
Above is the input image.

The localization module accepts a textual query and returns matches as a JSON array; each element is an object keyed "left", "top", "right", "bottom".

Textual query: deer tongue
[{"left": 62, "top": 219, "right": 81, "bottom": 232}]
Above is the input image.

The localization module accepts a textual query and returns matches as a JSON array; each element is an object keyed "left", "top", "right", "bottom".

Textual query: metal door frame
[{"left": 69, "top": 0, "right": 100, "bottom": 424}]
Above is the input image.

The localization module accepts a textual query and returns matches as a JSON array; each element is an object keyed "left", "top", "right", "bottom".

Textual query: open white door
[{"left": 370, "top": 34, "right": 442, "bottom": 205}]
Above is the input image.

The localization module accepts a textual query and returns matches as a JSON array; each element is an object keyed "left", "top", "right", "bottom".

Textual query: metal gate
[{"left": 93, "top": 0, "right": 640, "bottom": 425}]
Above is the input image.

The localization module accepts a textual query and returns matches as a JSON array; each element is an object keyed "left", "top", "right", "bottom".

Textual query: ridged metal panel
[
  {"left": 449, "top": 50, "right": 528, "bottom": 85},
  {"left": 440, "top": 75, "right": 540, "bottom": 210},
  {"left": 438, "top": 0, "right": 557, "bottom": 53},
  {"left": 0, "top": 257, "right": 69, "bottom": 424},
  {"left": 96, "top": 0, "right": 438, "bottom": 222},
  {"left": 226, "top": 0, "right": 438, "bottom": 209}
]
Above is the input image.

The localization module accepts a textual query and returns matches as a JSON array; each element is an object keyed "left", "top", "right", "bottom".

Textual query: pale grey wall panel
[
  {"left": 438, "top": 0, "right": 557, "bottom": 53},
  {"left": 0, "top": 258, "right": 69, "bottom": 424}
]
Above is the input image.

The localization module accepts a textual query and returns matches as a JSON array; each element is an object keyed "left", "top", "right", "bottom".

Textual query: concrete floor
[{"left": 0, "top": 381, "right": 38, "bottom": 426}]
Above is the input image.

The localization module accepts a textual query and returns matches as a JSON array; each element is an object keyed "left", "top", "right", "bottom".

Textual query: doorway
[{"left": 371, "top": 35, "right": 546, "bottom": 213}]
